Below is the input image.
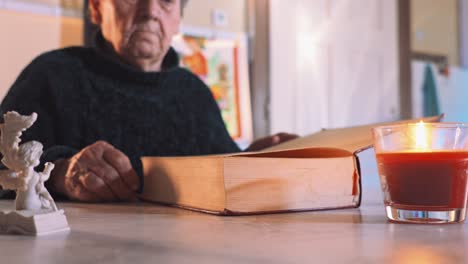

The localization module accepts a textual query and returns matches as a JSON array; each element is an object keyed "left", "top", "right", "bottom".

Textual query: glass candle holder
[{"left": 373, "top": 122, "right": 468, "bottom": 224}]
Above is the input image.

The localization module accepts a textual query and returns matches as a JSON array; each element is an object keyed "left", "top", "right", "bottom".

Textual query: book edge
[
  {"left": 138, "top": 199, "right": 360, "bottom": 216},
  {"left": 141, "top": 155, "right": 362, "bottom": 214},
  {"left": 354, "top": 153, "right": 363, "bottom": 208},
  {"left": 140, "top": 156, "right": 227, "bottom": 212}
]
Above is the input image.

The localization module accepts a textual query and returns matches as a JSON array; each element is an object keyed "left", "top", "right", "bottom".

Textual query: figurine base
[{"left": 0, "top": 209, "right": 70, "bottom": 236}]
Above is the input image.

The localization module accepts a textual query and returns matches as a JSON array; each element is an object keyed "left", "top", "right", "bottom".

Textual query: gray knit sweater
[{"left": 0, "top": 33, "right": 240, "bottom": 184}]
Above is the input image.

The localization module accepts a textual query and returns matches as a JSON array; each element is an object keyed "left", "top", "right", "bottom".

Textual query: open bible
[{"left": 140, "top": 116, "right": 441, "bottom": 215}]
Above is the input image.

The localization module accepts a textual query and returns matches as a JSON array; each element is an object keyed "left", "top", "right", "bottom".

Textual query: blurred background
[{"left": 0, "top": 0, "right": 466, "bottom": 144}]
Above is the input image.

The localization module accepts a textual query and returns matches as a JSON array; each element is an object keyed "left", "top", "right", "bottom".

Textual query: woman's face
[{"left": 97, "top": 0, "right": 181, "bottom": 70}]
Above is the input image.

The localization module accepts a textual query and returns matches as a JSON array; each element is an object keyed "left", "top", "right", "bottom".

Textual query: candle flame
[{"left": 414, "top": 121, "right": 428, "bottom": 150}]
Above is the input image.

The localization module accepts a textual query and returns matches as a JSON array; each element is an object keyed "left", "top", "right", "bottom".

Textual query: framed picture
[{"left": 172, "top": 26, "right": 253, "bottom": 146}]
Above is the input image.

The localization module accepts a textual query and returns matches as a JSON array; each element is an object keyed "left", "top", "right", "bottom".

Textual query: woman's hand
[
  {"left": 50, "top": 141, "right": 139, "bottom": 202},
  {"left": 245, "top": 133, "right": 299, "bottom": 152}
]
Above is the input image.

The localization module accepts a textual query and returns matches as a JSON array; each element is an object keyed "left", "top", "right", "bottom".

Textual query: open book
[{"left": 140, "top": 116, "right": 441, "bottom": 215}]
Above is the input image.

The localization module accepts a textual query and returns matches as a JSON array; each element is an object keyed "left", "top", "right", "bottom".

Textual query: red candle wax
[{"left": 376, "top": 151, "right": 468, "bottom": 210}]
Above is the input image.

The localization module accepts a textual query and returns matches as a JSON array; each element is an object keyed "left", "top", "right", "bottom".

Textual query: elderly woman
[{"left": 0, "top": 0, "right": 296, "bottom": 202}]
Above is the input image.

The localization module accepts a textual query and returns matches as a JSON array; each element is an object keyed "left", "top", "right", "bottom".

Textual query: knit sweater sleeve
[
  {"left": 0, "top": 54, "right": 79, "bottom": 164},
  {"left": 186, "top": 73, "right": 241, "bottom": 154}
]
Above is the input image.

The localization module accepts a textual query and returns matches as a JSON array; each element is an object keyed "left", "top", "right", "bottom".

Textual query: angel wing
[
  {"left": 0, "top": 169, "right": 18, "bottom": 190},
  {"left": 0, "top": 112, "right": 37, "bottom": 170}
]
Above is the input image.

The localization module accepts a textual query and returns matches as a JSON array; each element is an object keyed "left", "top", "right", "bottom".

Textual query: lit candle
[
  {"left": 414, "top": 121, "right": 428, "bottom": 150},
  {"left": 373, "top": 122, "right": 468, "bottom": 223}
]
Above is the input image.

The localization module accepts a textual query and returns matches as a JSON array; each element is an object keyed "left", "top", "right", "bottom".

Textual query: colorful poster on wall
[{"left": 172, "top": 30, "right": 252, "bottom": 144}]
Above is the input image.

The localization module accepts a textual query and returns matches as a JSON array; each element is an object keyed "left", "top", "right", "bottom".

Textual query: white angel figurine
[{"left": 0, "top": 111, "right": 57, "bottom": 212}]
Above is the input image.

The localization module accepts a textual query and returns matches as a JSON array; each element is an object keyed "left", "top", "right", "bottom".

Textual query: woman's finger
[
  {"left": 88, "top": 162, "right": 135, "bottom": 201},
  {"left": 79, "top": 172, "right": 117, "bottom": 202},
  {"left": 66, "top": 178, "right": 101, "bottom": 203},
  {"left": 103, "top": 148, "right": 140, "bottom": 191}
]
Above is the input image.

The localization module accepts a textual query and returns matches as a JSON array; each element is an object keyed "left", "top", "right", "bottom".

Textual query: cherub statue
[{"left": 0, "top": 111, "right": 57, "bottom": 212}]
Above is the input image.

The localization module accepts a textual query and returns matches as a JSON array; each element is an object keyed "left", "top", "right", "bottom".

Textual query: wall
[
  {"left": 412, "top": 61, "right": 468, "bottom": 122},
  {"left": 270, "top": 0, "right": 399, "bottom": 135},
  {"left": 0, "top": 0, "right": 247, "bottom": 95},
  {"left": 183, "top": 0, "right": 247, "bottom": 32},
  {"left": 4, "top": 0, "right": 83, "bottom": 9},
  {"left": 0, "top": 8, "right": 82, "bottom": 99},
  {"left": 411, "top": 0, "right": 459, "bottom": 66}
]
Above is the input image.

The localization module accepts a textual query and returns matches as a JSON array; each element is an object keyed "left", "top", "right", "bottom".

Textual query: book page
[
  {"left": 263, "top": 115, "right": 443, "bottom": 153},
  {"left": 237, "top": 147, "right": 352, "bottom": 158}
]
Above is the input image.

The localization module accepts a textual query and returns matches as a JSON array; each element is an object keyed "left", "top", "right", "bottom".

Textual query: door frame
[
  {"left": 398, "top": 0, "right": 412, "bottom": 119},
  {"left": 247, "top": 0, "right": 271, "bottom": 138}
]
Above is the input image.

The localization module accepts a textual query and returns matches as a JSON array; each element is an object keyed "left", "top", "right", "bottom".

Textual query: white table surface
[
  {"left": 1, "top": 149, "right": 467, "bottom": 264},
  {"left": 0, "top": 189, "right": 467, "bottom": 264}
]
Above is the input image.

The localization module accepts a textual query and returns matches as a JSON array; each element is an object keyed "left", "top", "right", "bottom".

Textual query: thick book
[{"left": 140, "top": 116, "right": 440, "bottom": 215}]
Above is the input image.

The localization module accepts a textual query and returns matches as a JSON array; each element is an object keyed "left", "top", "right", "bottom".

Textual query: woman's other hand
[
  {"left": 245, "top": 133, "right": 299, "bottom": 152},
  {"left": 50, "top": 141, "right": 139, "bottom": 202}
]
